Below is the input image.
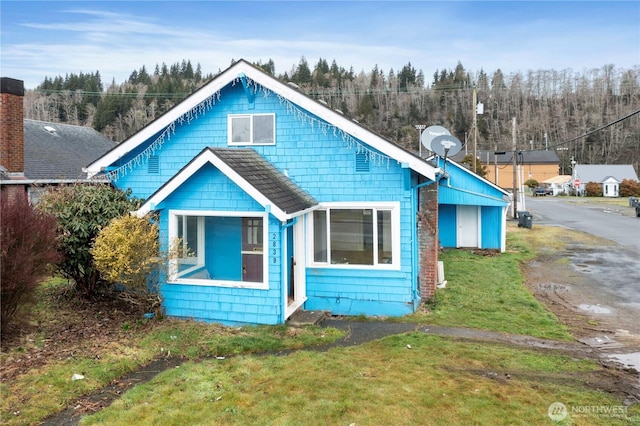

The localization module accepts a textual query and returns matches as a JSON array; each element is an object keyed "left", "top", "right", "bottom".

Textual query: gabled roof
[
  {"left": 86, "top": 59, "right": 436, "bottom": 181},
  {"left": 431, "top": 156, "right": 511, "bottom": 206},
  {"left": 135, "top": 147, "right": 318, "bottom": 221},
  {"left": 573, "top": 164, "right": 639, "bottom": 183},
  {"left": 24, "top": 119, "right": 115, "bottom": 180},
  {"left": 452, "top": 150, "right": 559, "bottom": 165},
  {"left": 542, "top": 175, "right": 571, "bottom": 185}
]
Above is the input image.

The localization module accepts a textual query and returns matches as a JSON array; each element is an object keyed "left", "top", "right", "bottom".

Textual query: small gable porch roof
[{"left": 135, "top": 148, "right": 318, "bottom": 221}]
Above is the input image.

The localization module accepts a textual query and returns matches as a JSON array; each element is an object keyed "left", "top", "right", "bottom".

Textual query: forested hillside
[{"left": 23, "top": 57, "right": 640, "bottom": 175}]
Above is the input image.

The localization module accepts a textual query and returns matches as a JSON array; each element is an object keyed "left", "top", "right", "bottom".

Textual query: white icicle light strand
[{"left": 102, "top": 77, "right": 391, "bottom": 182}]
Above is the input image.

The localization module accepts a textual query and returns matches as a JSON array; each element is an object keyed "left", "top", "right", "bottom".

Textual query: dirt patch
[
  {"left": 521, "top": 236, "right": 640, "bottom": 406},
  {"left": 523, "top": 251, "right": 640, "bottom": 350},
  {"left": 1, "top": 286, "right": 155, "bottom": 384}
]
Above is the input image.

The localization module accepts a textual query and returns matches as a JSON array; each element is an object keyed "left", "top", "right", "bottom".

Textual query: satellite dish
[
  {"left": 431, "top": 134, "right": 462, "bottom": 157},
  {"left": 421, "top": 125, "right": 450, "bottom": 151}
]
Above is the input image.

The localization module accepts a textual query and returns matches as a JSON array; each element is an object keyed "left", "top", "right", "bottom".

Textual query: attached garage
[{"left": 433, "top": 157, "right": 511, "bottom": 252}]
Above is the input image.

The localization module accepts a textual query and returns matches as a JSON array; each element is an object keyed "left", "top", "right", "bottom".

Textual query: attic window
[
  {"left": 355, "top": 152, "right": 370, "bottom": 172},
  {"left": 228, "top": 114, "right": 275, "bottom": 145},
  {"left": 148, "top": 155, "right": 160, "bottom": 174}
]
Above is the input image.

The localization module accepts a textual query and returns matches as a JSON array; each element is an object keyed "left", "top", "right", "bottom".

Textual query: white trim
[
  {"left": 307, "top": 201, "right": 401, "bottom": 270},
  {"left": 167, "top": 210, "right": 269, "bottom": 290},
  {"left": 86, "top": 60, "right": 436, "bottom": 181},
  {"left": 0, "top": 178, "right": 106, "bottom": 185},
  {"left": 285, "top": 218, "right": 308, "bottom": 320},
  {"left": 134, "top": 149, "right": 290, "bottom": 221}
]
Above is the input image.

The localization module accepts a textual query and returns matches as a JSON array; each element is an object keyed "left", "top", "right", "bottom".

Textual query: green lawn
[
  {"left": 2, "top": 224, "right": 637, "bottom": 425},
  {"left": 82, "top": 334, "right": 638, "bottom": 425},
  {"left": 405, "top": 224, "right": 573, "bottom": 340}
]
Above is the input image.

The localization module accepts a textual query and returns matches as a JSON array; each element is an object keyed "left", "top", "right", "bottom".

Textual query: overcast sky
[{"left": 1, "top": 1, "right": 639, "bottom": 89}]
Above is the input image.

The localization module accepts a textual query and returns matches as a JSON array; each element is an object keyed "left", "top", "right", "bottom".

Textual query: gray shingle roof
[
  {"left": 452, "top": 150, "right": 559, "bottom": 164},
  {"left": 210, "top": 148, "right": 318, "bottom": 215},
  {"left": 24, "top": 119, "right": 115, "bottom": 180},
  {"left": 573, "top": 164, "right": 639, "bottom": 183}
]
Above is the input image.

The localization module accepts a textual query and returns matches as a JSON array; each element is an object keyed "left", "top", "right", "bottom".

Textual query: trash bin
[
  {"left": 517, "top": 211, "right": 533, "bottom": 229},
  {"left": 629, "top": 197, "right": 638, "bottom": 207}
]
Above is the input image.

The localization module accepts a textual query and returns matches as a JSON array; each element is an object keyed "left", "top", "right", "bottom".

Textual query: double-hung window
[
  {"left": 311, "top": 203, "right": 399, "bottom": 268},
  {"left": 228, "top": 114, "right": 275, "bottom": 145},
  {"left": 168, "top": 211, "right": 267, "bottom": 289}
]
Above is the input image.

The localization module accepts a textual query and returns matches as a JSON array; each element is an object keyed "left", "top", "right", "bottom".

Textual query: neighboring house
[
  {"left": 86, "top": 60, "right": 441, "bottom": 326},
  {"left": 432, "top": 157, "right": 511, "bottom": 252},
  {"left": 572, "top": 164, "right": 639, "bottom": 197},
  {"left": 0, "top": 77, "right": 116, "bottom": 202},
  {"left": 453, "top": 150, "right": 560, "bottom": 190},
  {"left": 541, "top": 175, "right": 571, "bottom": 196}
]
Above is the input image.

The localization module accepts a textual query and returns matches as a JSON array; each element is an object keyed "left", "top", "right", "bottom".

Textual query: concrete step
[{"left": 287, "top": 310, "right": 329, "bottom": 327}]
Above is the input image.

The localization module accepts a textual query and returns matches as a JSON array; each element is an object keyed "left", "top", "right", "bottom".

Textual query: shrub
[
  {"left": 524, "top": 179, "right": 539, "bottom": 189},
  {"left": 91, "top": 214, "right": 163, "bottom": 313},
  {"left": 37, "top": 184, "right": 140, "bottom": 298},
  {"left": 585, "top": 181, "right": 602, "bottom": 197},
  {"left": 460, "top": 154, "right": 488, "bottom": 177},
  {"left": 619, "top": 179, "right": 640, "bottom": 197},
  {"left": 0, "top": 191, "right": 59, "bottom": 333}
]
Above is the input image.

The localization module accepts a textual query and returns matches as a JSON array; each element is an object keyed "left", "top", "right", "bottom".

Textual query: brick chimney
[{"left": 0, "top": 77, "right": 25, "bottom": 176}]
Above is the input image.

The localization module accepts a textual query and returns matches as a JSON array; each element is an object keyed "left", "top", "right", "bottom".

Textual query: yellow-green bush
[{"left": 92, "top": 214, "right": 162, "bottom": 312}]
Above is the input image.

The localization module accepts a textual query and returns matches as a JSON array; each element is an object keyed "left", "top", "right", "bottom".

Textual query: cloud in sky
[{"left": 1, "top": 1, "right": 638, "bottom": 89}]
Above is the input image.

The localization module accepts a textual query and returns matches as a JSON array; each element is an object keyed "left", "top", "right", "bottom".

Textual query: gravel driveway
[{"left": 522, "top": 196, "right": 640, "bottom": 371}]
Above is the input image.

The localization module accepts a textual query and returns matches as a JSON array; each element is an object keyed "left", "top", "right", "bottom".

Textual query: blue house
[
  {"left": 432, "top": 157, "right": 511, "bottom": 252},
  {"left": 87, "top": 60, "right": 441, "bottom": 326}
]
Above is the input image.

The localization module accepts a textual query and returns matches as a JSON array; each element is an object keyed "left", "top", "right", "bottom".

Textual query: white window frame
[
  {"left": 174, "top": 215, "right": 205, "bottom": 277},
  {"left": 307, "top": 202, "right": 401, "bottom": 270},
  {"left": 228, "top": 113, "right": 276, "bottom": 146},
  {"left": 168, "top": 210, "right": 269, "bottom": 289}
]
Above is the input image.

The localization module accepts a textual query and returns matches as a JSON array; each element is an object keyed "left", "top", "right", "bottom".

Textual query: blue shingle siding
[
  {"left": 114, "top": 85, "right": 403, "bottom": 203},
  {"left": 110, "top": 79, "right": 424, "bottom": 324},
  {"left": 438, "top": 204, "right": 457, "bottom": 247},
  {"left": 156, "top": 171, "right": 283, "bottom": 325},
  {"left": 481, "top": 206, "right": 502, "bottom": 250}
]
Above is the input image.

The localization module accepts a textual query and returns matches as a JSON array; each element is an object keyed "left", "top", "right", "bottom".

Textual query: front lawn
[{"left": 82, "top": 333, "right": 638, "bottom": 425}]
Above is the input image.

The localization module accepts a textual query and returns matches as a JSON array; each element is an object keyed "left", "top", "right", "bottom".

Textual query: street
[
  {"left": 523, "top": 195, "right": 640, "bottom": 368},
  {"left": 524, "top": 195, "right": 640, "bottom": 251}
]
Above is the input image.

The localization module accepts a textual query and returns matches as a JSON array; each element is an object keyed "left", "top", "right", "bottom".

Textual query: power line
[{"left": 546, "top": 108, "right": 640, "bottom": 150}]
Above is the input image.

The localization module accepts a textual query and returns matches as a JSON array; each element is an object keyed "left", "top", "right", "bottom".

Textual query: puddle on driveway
[
  {"left": 578, "top": 304, "right": 613, "bottom": 314},
  {"left": 606, "top": 352, "right": 640, "bottom": 371}
]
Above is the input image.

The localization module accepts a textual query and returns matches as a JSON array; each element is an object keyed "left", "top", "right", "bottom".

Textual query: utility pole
[
  {"left": 472, "top": 88, "right": 477, "bottom": 173},
  {"left": 415, "top": 124, "right": 426, "bottom": 158},
  {"left": 544, "top": 132, "right": 548, "bottom": 151},
  {"left": 512, "top": 117, "right": 518, "bottom": 218}
]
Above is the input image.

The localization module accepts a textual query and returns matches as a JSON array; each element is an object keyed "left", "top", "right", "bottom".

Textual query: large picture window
[
  {"left": 228, "top": 114, "right": 275, "bottom": 145},
  {"left": 311, "top": 204, "right": 399, "bottom": 268},
  {"left": 169, "top": 211, "right": 266, "bottom": 288}
]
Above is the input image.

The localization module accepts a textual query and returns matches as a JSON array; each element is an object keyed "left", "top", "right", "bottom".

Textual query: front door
[
  {"left": 242, "top": 218, "right": 263, "bottom": 282},
  {"left": 285, "top": 218, "right": 306, "bottom": 319}
]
